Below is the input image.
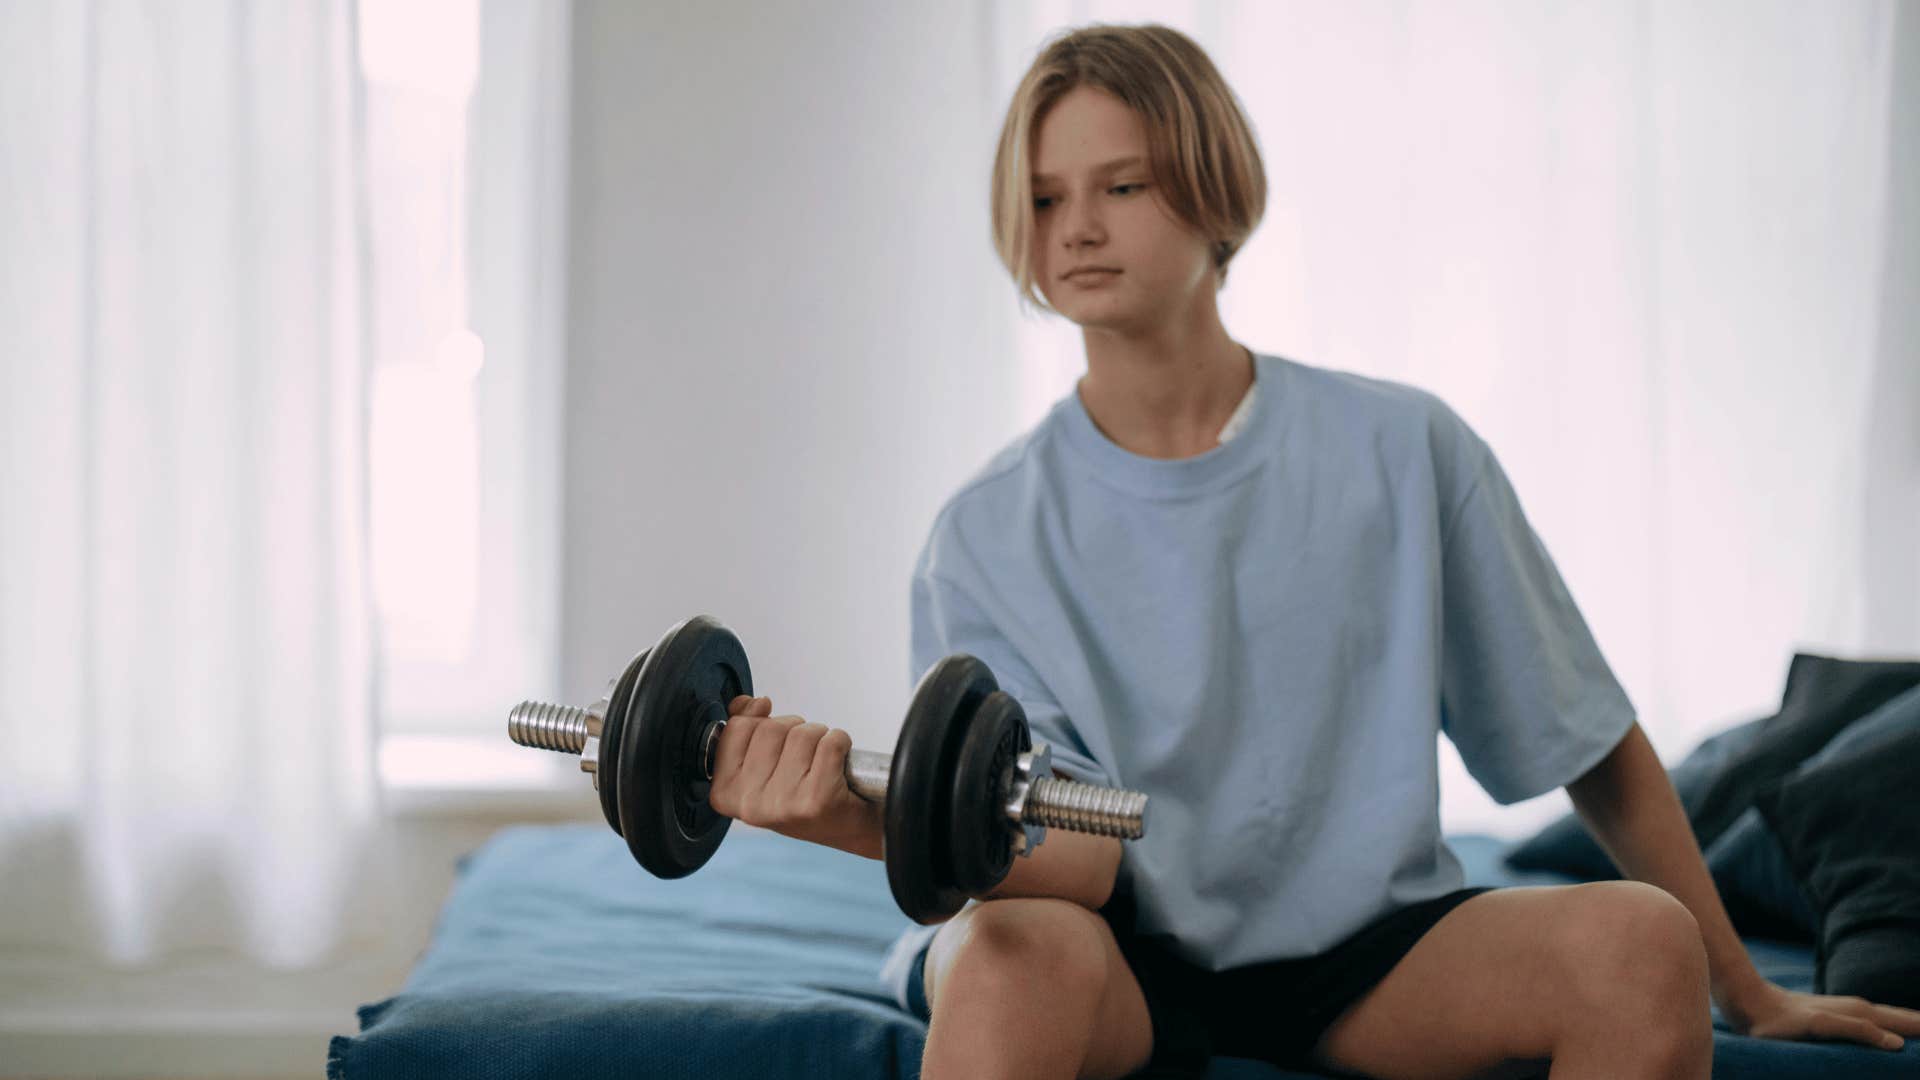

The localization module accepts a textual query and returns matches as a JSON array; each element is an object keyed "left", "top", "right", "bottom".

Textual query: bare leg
[
  {"left": 1310, "top": 881, "right": 1714, "bottom": 1080},
  {"left": 919, "top": 898, "right": 1153, "bottom": 1080}
]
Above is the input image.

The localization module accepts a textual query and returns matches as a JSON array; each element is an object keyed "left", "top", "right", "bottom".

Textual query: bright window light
[
  {"left": 354, "top": 0, "right": 566, "bottom": 752},
  {"left": 369, "top": 350, "right": 481, "bottom": 664},
  {"left": 357, "top": 0, "right": 478, "bottom": 102},
  {"left": 359, "top": 0, "right": 490, "bottom": 686}
]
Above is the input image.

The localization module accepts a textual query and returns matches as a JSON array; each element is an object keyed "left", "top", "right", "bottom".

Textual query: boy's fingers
[
  {"left": 1810, "top": 1011, "right": 1897, "bottom": 1049},
  {"left": 739, "top": 715, "right": 800, "bottom": 782},
  {"left": 1877, "top": 1003, "right": 1920, "bottom": 1035},
  {"left": 707, "top": 713, "right": 759, "bottom": 811},
  {"left": 728, "top": 695, "right": 772, "bottom": 716},
  {"left": 773, "top": 722, "right": 828, "bottom": 791},
  {"left": 811, "top": 729, "right": 854, "bottom": 798}
]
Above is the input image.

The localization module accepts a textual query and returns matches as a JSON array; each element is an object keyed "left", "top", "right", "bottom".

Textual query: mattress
[{"left": 328, "top": 823, "right": 1920, "bottom": 1079}]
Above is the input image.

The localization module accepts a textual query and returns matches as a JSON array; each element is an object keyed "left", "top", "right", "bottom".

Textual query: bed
[{"left": 328, "top": 822, "right": 1920, "bottom": 1079}]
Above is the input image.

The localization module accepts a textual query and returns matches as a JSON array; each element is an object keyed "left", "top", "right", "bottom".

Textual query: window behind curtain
[{"left": 357, "top": 0, "right": 566, "bottom": 782}]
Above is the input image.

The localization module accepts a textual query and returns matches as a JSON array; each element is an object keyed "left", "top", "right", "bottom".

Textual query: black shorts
[{"left": 904, "top": 881, "right": 1496, "bottom": 1077}]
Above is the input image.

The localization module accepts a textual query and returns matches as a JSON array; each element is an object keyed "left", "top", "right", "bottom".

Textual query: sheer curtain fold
[{"left": 1, "top": 0, "right": 382, "bottom": 966}]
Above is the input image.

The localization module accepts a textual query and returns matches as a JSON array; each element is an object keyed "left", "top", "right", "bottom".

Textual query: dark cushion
[
  {"left": 1506, "top": 654, "right": 1920, "bottom": 881},
  {"left": 1691, "top": 654, "right": 1920, "bottom": 848},
  {"left": 1755, "top": 724, "right": 1920, "bottom": 1008},
  {"left": 1705, "top": 684, "right": 1920, "bottom": 939},
  {"left": 1705, "top": 808, "right": 1818, "bottom": 939}
]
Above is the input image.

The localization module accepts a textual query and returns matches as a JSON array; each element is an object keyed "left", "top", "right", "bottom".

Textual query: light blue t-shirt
[{"left": 880, "top": 352, "right": 1636, "bottom": 999}]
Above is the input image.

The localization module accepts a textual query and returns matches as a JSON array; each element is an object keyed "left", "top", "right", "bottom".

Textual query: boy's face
[{"left": 1028, "top": 85, "right": 1217, "bottom": 334}]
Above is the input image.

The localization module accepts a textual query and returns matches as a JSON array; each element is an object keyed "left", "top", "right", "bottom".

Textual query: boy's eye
[{"left": 1033, "top": 184, "right": 1144, "bottom": 211}]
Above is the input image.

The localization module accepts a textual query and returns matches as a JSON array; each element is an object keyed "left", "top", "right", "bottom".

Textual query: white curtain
[
  {"left": 992, "top": 0, "right": 1917, "bottom": 831},
  {"left": 0, "top": 0, "right": 384, "bottom": 966}
]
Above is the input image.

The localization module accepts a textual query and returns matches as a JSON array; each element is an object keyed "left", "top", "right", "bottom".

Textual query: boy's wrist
[{"left": 808, "top": 798, "right": 885, "bottom": 861}]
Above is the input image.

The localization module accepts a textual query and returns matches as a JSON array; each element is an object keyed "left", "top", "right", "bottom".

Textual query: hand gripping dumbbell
[{"left": 506, "top": 614, "right": 1149, "bottom": 924}]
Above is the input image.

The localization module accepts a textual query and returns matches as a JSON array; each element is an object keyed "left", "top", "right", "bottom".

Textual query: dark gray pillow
[
  {"left": 1704, "top": 683, "right": 1920, "bottom": 939},
  {"left": 1754, "top": 724, "right": 1920, "bottom": 1007},
  {"left": 1703, "top": 808, "right": 1816, "bottom": 939},
  {"left": 1688, "top": 653, "right": 1920, "bottom": 848}
]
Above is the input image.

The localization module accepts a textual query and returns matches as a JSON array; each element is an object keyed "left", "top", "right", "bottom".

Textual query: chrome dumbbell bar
[{"left": 508, "top": 700, "right": 1149, "bottom": 841}]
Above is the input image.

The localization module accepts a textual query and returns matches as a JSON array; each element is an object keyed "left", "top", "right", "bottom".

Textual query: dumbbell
[{"left": 506, "top": 614, "right": 1149, "bottom": 924}]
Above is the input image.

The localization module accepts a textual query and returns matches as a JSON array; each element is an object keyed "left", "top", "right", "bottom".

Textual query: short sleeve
[
  {"left": 910, "top": 569, "right": 1113, "bottom": 787},
  {"left": 1439, "top": 436, "right": 1637, "bottom": 805}
]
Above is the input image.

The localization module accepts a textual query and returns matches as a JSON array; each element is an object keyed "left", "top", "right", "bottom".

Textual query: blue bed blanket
[{"left": 329, "top": 824, "right": 1920, "bottom": 1079}]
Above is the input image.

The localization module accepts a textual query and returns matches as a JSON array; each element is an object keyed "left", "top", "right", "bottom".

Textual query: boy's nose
[{"left": 1064, "top": 211, "right": 1104, "bottom": 245}]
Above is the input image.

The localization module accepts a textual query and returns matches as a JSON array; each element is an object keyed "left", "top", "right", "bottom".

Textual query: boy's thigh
[
  {"left": 925, "top": 897, "right": 1153, "bottom": 1079},
  {"left": 1306, "top": 881, "right": 1707, "bottom": 1080}
]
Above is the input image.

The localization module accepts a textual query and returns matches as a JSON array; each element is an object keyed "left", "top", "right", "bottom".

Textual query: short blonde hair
[{"left": 990, "top": 23, "right": 1267, "bottom": 316}]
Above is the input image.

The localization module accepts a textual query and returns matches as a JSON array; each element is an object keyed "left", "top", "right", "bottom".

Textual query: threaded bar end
[
  {"left": 1026, "top": 778, "right": 1148, "bottom": 839},
  {"left": 508, "top": 701, "right": 591, "bottom": 754}
]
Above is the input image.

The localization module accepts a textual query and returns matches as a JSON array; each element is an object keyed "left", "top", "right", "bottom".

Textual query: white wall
[{"left": 562, "top": 0, "right": 1031, "bottom": 751}]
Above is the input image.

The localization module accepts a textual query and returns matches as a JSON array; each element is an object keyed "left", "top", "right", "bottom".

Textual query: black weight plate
[
  {"left": 887, "top": 654, "right": 997, "bottom": 924},
  {"left": 617, "top": 615, "right": 751, "bottom": 878},
  {"left": 597, "top": 647, "right": 651, "bottom": 836},
  {"left": 948, "top": 690, "right": 1028, "bottom": 897}
]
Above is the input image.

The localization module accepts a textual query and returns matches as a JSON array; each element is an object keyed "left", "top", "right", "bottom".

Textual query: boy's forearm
[
  {"left": 827, "top": 780, "right": 1123, "bottom": 912},
  {"left": 1566, "top": 722, "right": 1769, "bottom": 1012}
]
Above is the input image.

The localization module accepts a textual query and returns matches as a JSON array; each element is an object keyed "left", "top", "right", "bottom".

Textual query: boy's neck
[{"left": 1075, "top": 315, "right": 1254, "bottom": 461}]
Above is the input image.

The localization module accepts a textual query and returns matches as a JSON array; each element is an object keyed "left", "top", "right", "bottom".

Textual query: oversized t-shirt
[{"left": 879, "top": 351, "right": 1636, "bottom": 1001}]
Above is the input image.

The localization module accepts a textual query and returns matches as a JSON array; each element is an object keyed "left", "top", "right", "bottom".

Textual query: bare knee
[
  {"left": 1555, "top": 882, "right": 1710, "bottom": 1064},
  {"left": 927, "top": 898, "right": 1109, "bottom": 1011},
  {"left": 1561, "top": 882, "right": 1709, "bottom": 1003},
  {"left": 922, "top": 899, "right": 1149, "bottom": 1080}
]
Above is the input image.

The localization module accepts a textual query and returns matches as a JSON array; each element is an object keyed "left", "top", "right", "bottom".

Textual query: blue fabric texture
[
  {"left": 327, "top": 824, "right": 923, "bottom": 1080},
  {"left": 900, "top": 352, "right": 1636, "bottom": 976},
  {"left": 330, "top": 825, "right": 1920, "bottom": 1079}
]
